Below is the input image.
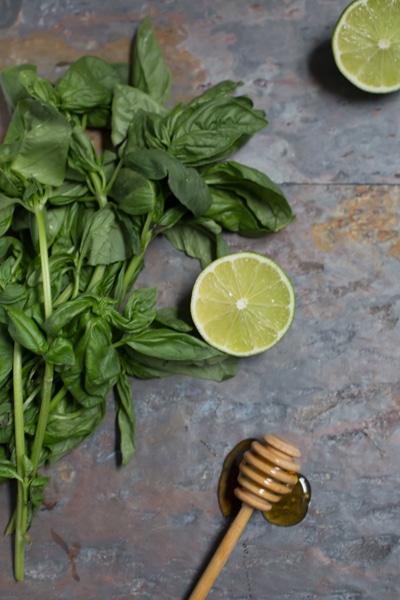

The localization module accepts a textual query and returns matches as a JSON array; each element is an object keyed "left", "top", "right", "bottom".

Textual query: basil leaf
[
  {"left": 0, "top": 406, "right": 13, "bottom": 446},
  {"left": 60, "top": 323, "right": 106, "bottom": 408},
  {"left": 122, "top": 286, "right": 157, "bottom": 326},
  {"left": 0, "top": 204, "right": 14, "bottom": 236},
  {"left": 56, "top": 56, "right": 121, "bottom": 112},
  {"left": 0, "top": 64, "right": 37, "bottom": 113},
  {"left": 0, "top": 236, "right": 23, "bottom": 261},
  {"left": 115, "top": 371, "right": 136, "bottom": 466},
  {"left": 29, "top": 475, "right": 50, "bottom": 512},
  {"left": 203, "top": 161, "right": 294, "bottom": 232},
  {"left": 0, "top": 324, "right": 13, "bottom": 386},
  {"left": 165, "top": 94, "right": 268, "bottom": 167},
  {"left": 125, "top": 109, "right": 169, "bottom": 152},
  {"left": 167, "top": 162, "right": 212, "bottom": 218},
  {"left": 111, "top": 84, "right": 167, "bottom": 146},
  {"left": 0, "top": 166, "right": 24, "bottom": 197},
  {"left": 154, "top": 307, "right": 193, "bottom": 332},
  {"left": 68, "top": 125, "right": 102, "bottom": 176},
  {"left": 161, "top": 81, "right": 241, "bottom": 136},
  {"left": 86, "top": 107, "right": 110, "bottom": 129},
  {"left": 204, "top": 188, "right": 260, "bottom": 234},
  {"left": 84, "top": 318, "right": 120, "bottom": 396},
  {"left": 124, "top": 149, "right": 212, "bottom": 217},
  {"left": 48, "top": 181, "right": 88, "bottom": 206},
  {"left": 0, "top": 459, "right": 22, "bottom": 482},
  {"left": 124, "top": 328, "right": 225, "bottom": 361},
  {"left": 186, "top": 80, "right": 242, "bottom": 107},
  {"left": 163, "top": 217, "right": 230, "bottom": 268},
  {"left": 155, "top": 204, "right": 186, "bottom": 229},
  {"left": 132, "top": 15, "right": 172, "bottom": 105},
  {"left": 4, "top": 99, "right": 71, "bottom": 186},
  {"left": 44, "top": 397, "right": 106, "bottom": 446},
  {"left": 7, "top": 306, "right": 48, "bottom": 354},
  {"left": 44, "top": 297, "right": 94, "bottom": 336},
  {"left": 110, "top": 168, "right": 156, "bottom": 216},
  {"left": 111, "top": 62, "right": 130, "bottom": 86},
  {"left": 124, "top": 349, "right": 237, "bottom": 381},
  {"left": 0, "top": 283, "right": 29, "bottom": 309},
  {"left": 51, "top": 201, "right": 87, "bottom": 253},
  {"left": 18, "top": 69, "right": 60, "bottom": 108},
  {"left": 80, "top": 205, "right": 132, "bottom": 266},
  {"left": 45, "top": 336, "right": 75, "bottom": 367}
]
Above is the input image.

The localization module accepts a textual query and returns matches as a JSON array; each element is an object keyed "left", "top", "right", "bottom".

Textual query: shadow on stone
[{"left": 308, "top": 38, "right": 395, "bottom": 104}]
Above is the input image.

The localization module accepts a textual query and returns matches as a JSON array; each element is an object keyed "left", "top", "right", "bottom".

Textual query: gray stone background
[{"left": 0, "top": 1, "right": 399, "bottom": 599}]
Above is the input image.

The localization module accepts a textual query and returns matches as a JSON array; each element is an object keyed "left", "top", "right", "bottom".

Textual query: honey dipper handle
[{"left": 188, "top": 503, "right": 254, "bottom": 600}]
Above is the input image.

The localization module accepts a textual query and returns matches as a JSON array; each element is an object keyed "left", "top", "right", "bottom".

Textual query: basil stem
[
  {"left": 121, "top": 211, "right": 154, "bottom": 299},
  {"left": 12, "top": 341, "right": 28, "bottom": 582},
  {"left": 90, "top": 171, "right": 108, "bottom": 209},
  {"left": 30, "top": 204, "right": 54, "bottom": 471}
]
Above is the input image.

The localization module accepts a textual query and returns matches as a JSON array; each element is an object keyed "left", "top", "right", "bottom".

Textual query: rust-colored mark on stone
[
  {"left": 51, "top": 529, "right": 81, "bottom": 582},
  {"left": 388, "top": 237, "right": 400, "bottom": 259},
  {"left": 58, "top": 463, "right": 76, "bottom": 483},
  {"left": 312, "top": 186, "right": 400, "bottom": 258},
  {"left": 286, "top": 8, "right": 302, "bottom": 17},
  {"left": 0, "top": 32, "right": 83, "bottom": 73},
  {"left": 0, "top": 14, "right": 206, "bottom": 101},
  {"left": 152, "top": 23, "right": 207, "bottom": 102}
]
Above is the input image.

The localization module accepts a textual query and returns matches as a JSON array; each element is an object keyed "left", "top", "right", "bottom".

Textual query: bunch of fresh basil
[{"left": 0, "top": 16, "right": 294, "bottom": 580}]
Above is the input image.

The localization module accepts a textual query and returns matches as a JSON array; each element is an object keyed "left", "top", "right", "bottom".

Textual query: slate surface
[{"left": 0, "top": 1, "right": 400, "bottom": 599}]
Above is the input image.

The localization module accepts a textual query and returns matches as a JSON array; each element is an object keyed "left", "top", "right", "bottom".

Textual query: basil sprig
[{"left": 0, "top": 15, "right": 294, "bottom": 580}]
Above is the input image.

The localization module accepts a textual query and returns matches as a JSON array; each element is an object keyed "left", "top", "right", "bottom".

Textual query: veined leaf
[
  {"left": 57, "top": 56, "right": 121, "bottom": 112},
  {"left": 111, "top": 84, "right": 167, "bottom": 146},
  {"left": 5, "top": 99, "right": 71, "bottom": 186},
  {"left": 203, "top": 161, "right": 294, "bottom": 232},
  {"left": 163, "top": 217, "right": 230, "bottom": 268},
  {"left": 115, "top": 371, "right": 135, "bottom": 465},
  {"left": 165, "top": 93, "right": 268, "bottom": 167},
  {"left": 0, "top": 459, "right": 23, "bottom": 482},
  {"left": 7, "top": 306, "right": 48, "bottom": 355},
  {"left": 84, "top": 318, "right": 120, "bottom": 396},
  {"left": 124, "top": 348, "right": 237, "bottom": 381},
  {"left": 0, "top": 64, "right": 37, "bottom": 113},
  {"left": 124, "top": 328, "right": 225, "bottom": 361},
  {"left": 124, "top": 149, "right": 212, "bottom": 217},
  {"left": 110, "top": 168, "right": 156, "bottom": 216},
  {"left": 131, "top": 16, "right": 172, "bottom": 105},
  {"left": 80, "top": 205, "right": 132, "bottom": 266},
  {"left": 0, "top": 324, "right": 13, "bottom": 386}
]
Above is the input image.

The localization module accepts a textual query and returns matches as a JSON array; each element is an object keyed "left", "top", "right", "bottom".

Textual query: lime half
[
  {"left": 190, "top": 252, "right": 295, "bottom": 357},
  {"left": 332, "top": 0, "right": 400, "bottom": 94}
]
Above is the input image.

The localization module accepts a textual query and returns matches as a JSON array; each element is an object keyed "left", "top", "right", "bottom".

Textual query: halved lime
[
  {"left": 190, "top": 252, "right": 295, "bottom": 357},
  {"left": 332, "top": 0, "right": 400, "bottom": 93}
]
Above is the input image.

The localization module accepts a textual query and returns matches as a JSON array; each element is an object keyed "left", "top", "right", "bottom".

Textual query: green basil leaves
[{"left": 0, "top": 16, "right": 294, "bottom": 581}]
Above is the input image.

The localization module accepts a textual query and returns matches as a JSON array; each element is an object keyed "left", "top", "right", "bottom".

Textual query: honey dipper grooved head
[{"left": 234, "top": 434, "right": 301, "bottom": 512}]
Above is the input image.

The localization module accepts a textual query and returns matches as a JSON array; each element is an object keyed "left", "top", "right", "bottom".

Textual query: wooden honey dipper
[{"left": 188, "top": 434, "right": 301, "bottom": 600}]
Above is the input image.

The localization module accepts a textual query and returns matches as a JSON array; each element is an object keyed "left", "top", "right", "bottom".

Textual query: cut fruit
[
  {"left": 332, "top": 0, "right": 400, "bottom": 94},
  {"left": 190, "top": 251, "right": 295, "bottom": 357}
]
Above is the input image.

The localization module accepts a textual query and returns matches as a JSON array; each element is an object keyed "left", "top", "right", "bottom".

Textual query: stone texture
[{"left": 1, "top": 1, "right": 400, "bottom": 599}]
